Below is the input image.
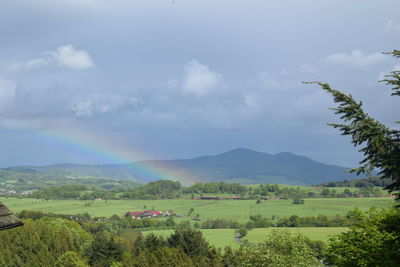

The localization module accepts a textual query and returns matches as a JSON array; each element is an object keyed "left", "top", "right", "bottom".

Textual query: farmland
[
  {"left": 143, "top": 227, "right": 349, "bottom": 250},
  {"left": 1, "top": 197, "right": 393, "bottom": 223},
  {"left": 2, "top": 196, "right": 392, "bottom": 250}
]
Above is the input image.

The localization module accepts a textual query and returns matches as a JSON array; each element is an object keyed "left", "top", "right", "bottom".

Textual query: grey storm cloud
[
  {"left": 69, "top": 93, "right": 142, "bottom": 118},
  {"left": 0, "top": 0, "right": 399, "bottom": 167}
]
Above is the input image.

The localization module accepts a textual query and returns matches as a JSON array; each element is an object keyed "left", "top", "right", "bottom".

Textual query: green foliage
[
  {"left": 237, "top": 227, "right": 248, "bottom": 238},
  {"left": 381, "top": 50, "right": 400, "bottom": 96},
  {"left": 85, "top": 232, "right": 123, "bottom": 267},
  {"left": 201, "top": 218, "right": 241, "bottom": 229},
  {"left": 121, "top": 180, "right": 182, "bottom": 199},
  {"left": 237, "top": 230, "right": 319, "bottom": 267},
  {"left": 309, "top": 51, "right": 400, "bottom": 266},
  {"left": 326, "top": 208, "right": 400, "bottom": 267},
  {"left": 247, "top": 214, "right": 271, "bottom": 228},
  {"left": 55, "top": 251, "right": 89, "bottom": 267},
  {"left": 184, "top": 182, "right": 248, "bottom": 195},
  {"left": 18, "top": 210, "right": 92, "bottom": 222},
  {"left": 167, "top": 228, "right": 211, "bottom": 258},
  {"left": 276, "top": 212, "right": 357, "bottom": 227},
  {"left": 292, "top": 197, "right": 304, "bottom": 204},
  {"left": 132, "top": 247, "right": 194, "bottom": 267},
  {"left": 0, "top": 168, "right": 140, "bottom": 194},
  {"left": 222, "top": 246, "right": 242, "bottom": 267},
  {"left": 0, "top": 218, "right": 91, "bottom": 266},
  {"left": 3, "top": 197, "right": 393, "bottom": 224},
  {"left": 31, "top": 185, "right": 88, "bottom": 199},
  {"left": 319, "top": 176, "right": 392, "bottom": 187},
  {"left": 165, "top": 216, "right": 175, "bottom": 226}
]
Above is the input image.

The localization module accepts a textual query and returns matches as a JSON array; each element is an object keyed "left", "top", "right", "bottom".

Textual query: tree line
[
  {"left": 2, "top": 207, "right": 400, "bottom": 266},
  {"left": 0, "top": 216, "right": 321, "bottom": 267},
  {"left": 27, "top": 180, "right": 386, "bottom": 201}
]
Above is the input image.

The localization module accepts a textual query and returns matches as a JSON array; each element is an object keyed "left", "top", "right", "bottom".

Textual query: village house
[
  {"left": 0, "top": 189, "right": 17, "bottom": 196},
  {"left": 125, "top": 210, "right": 173, "bottom": 219},
  {"left": 165, "top": 210, "right": 175, "bottom": 216}
]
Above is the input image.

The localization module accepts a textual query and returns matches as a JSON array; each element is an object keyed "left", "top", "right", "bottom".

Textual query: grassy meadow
[
  {"left": 1, "top": 196, "right": 391, "bottom": 250},
  {"left": 143, "top": 227, "right": 349, "bottom": 250},
  {"left": 245, "top": 227, "right": 348, "bottom": 243},
  {"left": 1, "top": 197, "right": 393, "bottom": 223}
]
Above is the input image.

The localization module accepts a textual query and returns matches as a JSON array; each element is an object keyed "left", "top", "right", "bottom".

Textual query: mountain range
[{"left": 2, "top": 148, "right": 362, "bottom": 185}]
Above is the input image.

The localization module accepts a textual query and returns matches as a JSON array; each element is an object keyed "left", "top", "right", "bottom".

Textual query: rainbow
[{"left": 8, "top": 123, "right": 198, "bottom": 185}]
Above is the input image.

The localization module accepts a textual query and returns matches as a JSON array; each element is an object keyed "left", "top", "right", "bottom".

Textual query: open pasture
[
  {"left": 1, "top": 197, "right": 393, "bottom": 223},
  {"left": 143, "top": 227, "right": 349, "bottom": 250},
  {"left": 246, "top": 227, "right": 348, "bottom": 243}
]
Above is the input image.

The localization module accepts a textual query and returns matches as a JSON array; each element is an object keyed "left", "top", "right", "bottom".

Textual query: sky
[{"left": 0, "top": 0, "right": 399, "bottom": 168}]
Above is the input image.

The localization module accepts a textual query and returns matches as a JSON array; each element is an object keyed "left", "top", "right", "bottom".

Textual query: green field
[
  {"left": 143, "top": 229, "right": 238, "bottom": 249},
  {"left": 245, "top": 227, "right": 348, "bottom": 243},
  {"left": 1, "top": 197, "right": 388, "bottom": 251},
  {"left": 143, "top": 227, "right": 349, "bottom": 250},
  {"left": 1, "top": 197, "right": 393, "bottom": 223}
]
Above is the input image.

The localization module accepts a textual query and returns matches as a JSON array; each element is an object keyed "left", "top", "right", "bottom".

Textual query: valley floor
[{"left": 1, "top": 197, "right": 393, "bottom": 223}]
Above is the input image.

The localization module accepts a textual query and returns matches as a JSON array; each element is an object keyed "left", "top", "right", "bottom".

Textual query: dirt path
[{"left": 235, "top": 234, "right": 244, "bottom": 245}]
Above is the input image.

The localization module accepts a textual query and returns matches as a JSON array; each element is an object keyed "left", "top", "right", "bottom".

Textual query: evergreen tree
[
  {"left": 167, "top": 229, "right": 211, "bottom": 258},
  {"left": 85, "top": 232, "right": 123, "bottom": 267},
  {"left": 55, "top": 251, "right": 89, "bottom": 267},
  {"left": 304, "top": 50, "right": 400, "bottom": 199},
  {"left": 132, "top": 233, "right": 146, "bottom": 256},
  {"left": 144, "top": 233, "right": 167, "bottom": 252}
]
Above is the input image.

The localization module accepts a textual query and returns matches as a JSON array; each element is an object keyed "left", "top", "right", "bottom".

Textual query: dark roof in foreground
[{"left": 0, "top": 202, "right": 23, "bottom": 230}]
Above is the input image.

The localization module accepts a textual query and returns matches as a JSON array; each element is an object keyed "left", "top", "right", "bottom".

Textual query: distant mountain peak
[
  {"left": 225, "top": 147, "right": 256, "bottom": 153},
  {"left": 219, "top": 148, "right": 267, "bottom": 156}
]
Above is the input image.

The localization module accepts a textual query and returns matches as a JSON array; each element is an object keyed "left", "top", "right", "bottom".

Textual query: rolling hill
[{"left": 1, "top": 148, "right": 363, "bottom": 185}]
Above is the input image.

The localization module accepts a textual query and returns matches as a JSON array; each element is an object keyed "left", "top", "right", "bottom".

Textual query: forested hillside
[{"left": 1, "top": 148, "right": 364, "bottom": 186}]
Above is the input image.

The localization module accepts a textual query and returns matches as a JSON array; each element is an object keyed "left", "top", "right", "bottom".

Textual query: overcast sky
[{"left": 0, "top": 0, "right": 399, "bottom": 168}]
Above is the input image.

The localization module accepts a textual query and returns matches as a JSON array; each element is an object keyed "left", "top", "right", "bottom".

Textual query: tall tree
[
  {"left": 237, "top": 230, "right": 319, "bottom": 267},
  {"left": 304, "top": 50, "right": 400, "bottom": 199},
  {"left": 326, "top": 207, "right": 400, "bottom": 267}
]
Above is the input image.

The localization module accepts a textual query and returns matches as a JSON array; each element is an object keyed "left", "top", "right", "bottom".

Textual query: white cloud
[
  {"left": 0, "top": 78, "right": 16, "bottom": 109},
  {"left": 69, "top": 93, "right": 142, "bottom": 117},
  {"left": 26, "top": 58, "right": 49, "bottom": 69},
  {"left": 325, "top": 50, "right": 389, "bottom": 68},
  {"left": 11, "top": 45, "right": 95, "bottom": 71},
  {"left": 386, "top": 19, "right": 400, "bottom": 33},
  {"left": 51, "top": 45, "right": 95, "bottom": 70},
  {"left": 182, "top": 60, "right": 222, "bottom": 97}
]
